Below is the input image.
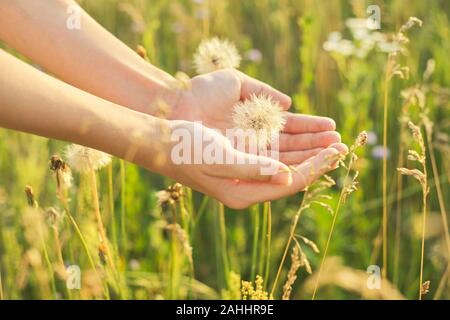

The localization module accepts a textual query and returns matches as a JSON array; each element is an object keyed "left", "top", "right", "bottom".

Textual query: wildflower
[
  {"left": 193, "top": 37, "right": 241, "bottom": 74},
  {"left": 366, "top": 131, "right": 378, "bottom": 145},
  {"left": 372, "top": 145, "right": 391, "bottom": 159},
  {"left": 245, "top": 49, "right": 263, "bottom": 63},
  {"left": 241, "top": 275, "right": 270, "bottom": 300},
  {"left": 232, "top": 93, "right": 287, "bottom": 149},
  {"left": 65, "top": 144, "right": 111, "bottom": 173}
]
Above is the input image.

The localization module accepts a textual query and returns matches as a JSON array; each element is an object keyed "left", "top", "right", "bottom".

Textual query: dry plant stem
[
  {"left": 88, "top": 166, "right": 124, "bottom": 298},
  {"left": 169, "top": 203, "right": 179, "bottom": 299},
  {"left": 312, "top": 161, "right": 353, "bottom": 300},
  {"left": 270, "top": 193, "right": 308, "bottom": 297},
  {"left": 218, "top": 202, "right": 230, "bottom": 288},
  {"left": 0, "top": 268, "right": 3, "bottom": 300},
  {"left": 40, "top": 234, "right": 57, "bottom": 299},
  {"left": 433, "top": 263, "right": 450, "bottom": 300},
  {"left": 51, "top": 225, "right": 71, "bottom": 299},
  {"left": 57, "top": 181, "right": 110, "bottom": 299},
  {"left": 393, "top": 140, "right": 405, "bottom": 285},
  {"left": 382, "top": 57, "right": 391, "bottom": 280},
  {"left": 120, "top": 160, "right": 127, "bottom": 258},
  {"left": 263, "top": 201, "right": 272, "bottom": 289},
  {"left": 107, "top": 163, "right": 118, "bottom": 253},
  {"left": 250, "top": 204, "right": 260, "bottom": 281},
  {"left": 418, "top": 163, "right": 428, "bottom": 300},
  {"left": 424, "top": 127, "right": 450, "bottom": 258}
]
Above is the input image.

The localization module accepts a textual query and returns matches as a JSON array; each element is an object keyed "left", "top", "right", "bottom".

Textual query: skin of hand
[
  {"left": 170, "top": 68, "right": 343, "bottom": 165},
  {"left": 0, "top": 49, "right": 348, "bottom": 209},
  {"left": 0, "top": 1, "right": 343, "bottom": 169},
  {"left": 160, "top": 121, "right": 348, "bottom": 209}
]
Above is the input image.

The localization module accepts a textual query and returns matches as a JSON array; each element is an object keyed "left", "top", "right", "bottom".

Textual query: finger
[
  {"left": 230, "top": 147, "right": 343, "bottom": 205},
  {"left": 283, "top": 113, "right": 336, "bottom": 133},
  {"left": 237, "top": 71, "right": 292, "bottom": 110},
  {"left": 329, "top": 142, "right": 349, "bottom": 154},
  {"left": 279, "top": 148, "right": 324, "bottom": 165},
  {"left": 205, "top": 150, "right": 293, "bottom": 186},
  {"left": 278, "top": 131, "right": 341, "bottom": 152}
]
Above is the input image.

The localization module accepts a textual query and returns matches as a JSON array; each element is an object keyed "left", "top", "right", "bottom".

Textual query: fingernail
[{"left": 270, "top": 171, "right": 293, "bottom": 186}]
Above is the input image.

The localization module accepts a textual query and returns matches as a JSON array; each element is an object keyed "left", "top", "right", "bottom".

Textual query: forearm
[
  {"left": 0, "top": 0, "right": 177, "bottom": 115},
  {"left": 0, "top": 49, "right": 170, "bottom": 173}
]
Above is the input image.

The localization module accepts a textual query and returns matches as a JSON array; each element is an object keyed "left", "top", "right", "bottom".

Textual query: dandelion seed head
[
  {"left": 193, "top": 37, "right": 241, "bottom": 74},
  {"left": 232, "top": 94, "right": 287, "bottom": 149},
  {"left": 65, "top": 144, "right": 111, "bottom": 173}
]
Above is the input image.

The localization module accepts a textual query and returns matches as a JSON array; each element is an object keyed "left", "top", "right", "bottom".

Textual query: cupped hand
[
  {"left": 160, "top": 120, "right": 347, "bottom": 209},
  {"left": 170, "top": 68, "right": 342, "bottom": 166}
]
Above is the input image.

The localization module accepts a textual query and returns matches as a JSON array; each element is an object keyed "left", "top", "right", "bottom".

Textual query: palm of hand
[{"left": 171, "top": 69, "right": 343, "bottom": 166}]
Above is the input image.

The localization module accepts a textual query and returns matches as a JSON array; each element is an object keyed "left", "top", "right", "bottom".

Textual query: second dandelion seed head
[
  {"left": 193, "top": 37, "right": 241, "bottom": 74},
  {"left": 65, "top": 144, "right": 111, "bottom": 173}
]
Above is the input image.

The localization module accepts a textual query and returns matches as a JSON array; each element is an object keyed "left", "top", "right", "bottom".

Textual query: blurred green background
[{"left": 0, "top": 0, "right": 449, "bottom": 299}]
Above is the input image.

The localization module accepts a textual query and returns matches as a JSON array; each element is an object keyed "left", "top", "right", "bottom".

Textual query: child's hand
[{"left": 170, "top": 69, "right": 342, "bottom": 165}]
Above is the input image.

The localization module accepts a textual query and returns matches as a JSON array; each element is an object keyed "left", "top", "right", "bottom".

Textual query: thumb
[{"left": 206, "top": 149, "right": 293, "bottom": 185}]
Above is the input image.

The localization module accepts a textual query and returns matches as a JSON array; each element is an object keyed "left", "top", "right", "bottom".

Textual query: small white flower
[
  {"left": 65, "top": 144, "right": 111, "bottom": 173},
  {"left": 193, "top": 37, "right": 241, "bottom": 74},
  {"left": 232, "top": 94, "right": 287, "bottom": 149}
]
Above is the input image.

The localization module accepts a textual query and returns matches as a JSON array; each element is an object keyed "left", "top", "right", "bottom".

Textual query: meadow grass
[{"left": 0, "top": 0, "right": 449, "bottom": 300}]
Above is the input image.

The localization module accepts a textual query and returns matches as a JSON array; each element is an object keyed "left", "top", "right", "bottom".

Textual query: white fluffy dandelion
[
  {"left": 193, "top": 37, "right": 241, "bottom": 74},
  {"left": 232, "top": 94, "right": 287, "bottom": 149},
  {"left": 65, "top": 144, "right": 112, "bottom": 173}
]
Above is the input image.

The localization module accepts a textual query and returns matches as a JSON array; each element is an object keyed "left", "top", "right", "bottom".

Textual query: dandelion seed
[
  {"left": 65, "top": 144, "right": 111, "bottom": 173},
  {"left": 193, "top": 37, "right": 241, "bottom": 74},
  {"left": 232, "top": 94, "right": 287, "bottom": 149}
]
